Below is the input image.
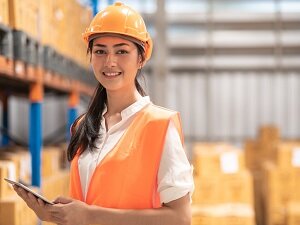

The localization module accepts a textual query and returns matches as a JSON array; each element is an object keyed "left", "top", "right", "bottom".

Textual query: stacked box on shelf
[
  {"left": 0, "top": 146, "right": 38, "bottom": 225},
  {"left": 52, "top": 0, "right": 71, "bottom": 57},
  {"left": 8, "top": 0, "right": 39, "bottom": 40},
  {"left": 0, "top": 190, "right": 38, "bottom": 225},
  {"left": 5, "top": 146, "right": 32, "bottom": 184},
  {"left": 286, "top": 202, "right": 300, "bottom": 225},
  {"left": 0, "top": 160, "right": 16, "bottom": 199},
  {"left": 192, "top": 143, "right": 256, "bottom": 225},
  {"left": 8, "top": 0, "right": 24, "bottom": 31},
  {"left": 77, "top": 6, "right": 92, "bottom": 69},
  {"left": 192, "top": 204, "right": 255, "bottom": 225},
  {"left": 42, "top": 146, "right": 64, "bottom": 178},
  {"left": 41, "top": 168, "right": 70, "bottom": 225},
  {"left": 245, "top": 125, "right": 280, "bottom": 171},
  {"left": 0, "top": 0, "right": 9, "bottom": 26},
  {"left": 39, "top": 0, "right": 92, "bottom": 80},
  {"left": 0, "top": 151, "right": 22, "bottom": 181},
  {"left": 263, "top": 142, "right": 300, "bottom": 225},
  {"left": 24, "top": 0, "right": 39, "bottom": 40},
  {"left": 42, "top": 169, "right": 70, "bottom": 201},
  {"left": 40, "top": 0, "right": 56, "bottom": 48},
  {"left": 244, "top": 125, "right": 281, "bottom": 225}
]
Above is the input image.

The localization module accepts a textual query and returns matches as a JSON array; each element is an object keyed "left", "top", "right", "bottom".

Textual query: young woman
[{"left": 14, "top": 2, "right": 194, "bottom": 225}]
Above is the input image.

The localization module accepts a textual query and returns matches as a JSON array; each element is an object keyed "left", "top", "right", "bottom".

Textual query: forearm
[{"left": 87, "top": 204, "right": 190, "bottom": 225}]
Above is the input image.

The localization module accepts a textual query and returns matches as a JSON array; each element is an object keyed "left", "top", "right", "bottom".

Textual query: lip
[{"left": 102, "top": 72, "right": 122, "bottom": 78}]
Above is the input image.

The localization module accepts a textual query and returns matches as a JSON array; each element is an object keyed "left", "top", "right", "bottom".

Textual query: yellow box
[
  {"left": 8, "top": 0, "right": 25, "bottom": 30},
  {"left": 42, "top": 169, "right": 70, "bottom": 201},
  {"left": 272, "top": 142, "right": 300, "bottom": 169},
  {"left": 40, "top": 0, "right": 55, "bottom": 47},
  {"left": 0, "top": 0, "right": 9, "bottom": 26},
  {"left": 192, "top": 204, "right": 255, "bottom": 225},
  {"left": 0, "top": 194, "right": 38, "bottom": 225},
  {"left": 266, "top": 205, "right": 285, "bottom": 225},
  {"left": 225, "top": 216, "right": 255, "bottom": 225},
  {"left": 193, "top": 143, "right": 246, "bottom": 176},
  {"left": 264, "top": 163, "right": 295, "bottom": 206},
  {"left": 222, "top": 171, "right": 254, "bottom": 205},
  {"left": 0, "top": 160, "right": 16, "bottom": 199},
  {"left": 244, "top": 139, "right": 261, "bottom": 170},
  {"left": 193, "top": 143, "right": 230, "bottom": 176},
  {"left": 287, "top": 202, "right": 300, "bottom": 225},
  {"left": 192, "top": 205, "right": 223, "bottom": 225},
  {"left": 0, "top": 195, "right": 22, "bottom": 225},
  {"left": 6, "top": 147, "right": 31, "bottom": 183},
  {"left": 42, "top": 146, "right": 63, "bottom": 178},
  {"left": 25, "top": 4, "right": 39, "bottom": 39},
  {"left": 0, "top": 152, "right": 21, "bottom": 180},
  {"left": 193, "top": 175, "right": 222, "bottom": 205},
  {"left": 258, "top": 125, "right": 280, "bottom": 143}
]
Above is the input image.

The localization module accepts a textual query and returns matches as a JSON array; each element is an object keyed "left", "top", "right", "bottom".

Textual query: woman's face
[{"left": 90, "top": 36, "right": 142, "bottom": 93}]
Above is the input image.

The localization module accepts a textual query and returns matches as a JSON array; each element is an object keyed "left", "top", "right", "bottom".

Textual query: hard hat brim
[{"left": 88, "top": 33, "right": 145, "bottom": 51}]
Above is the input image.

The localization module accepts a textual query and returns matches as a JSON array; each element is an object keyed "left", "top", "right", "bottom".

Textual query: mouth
[{"left": 103, "top": 72, "right": 122, "bottom": 77}]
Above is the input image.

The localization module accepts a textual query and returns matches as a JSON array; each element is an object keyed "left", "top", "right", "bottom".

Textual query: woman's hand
[
  {"left": 51, "top": 196, "right": 90, "bottom": 225},
  {"left": 13, "top": 186, "right": 90, "bottom": 225},
  {"left": 13, "top": 185, "right": 53, "bottom": 221}
]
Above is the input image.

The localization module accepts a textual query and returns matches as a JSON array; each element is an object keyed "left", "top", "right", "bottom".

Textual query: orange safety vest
[{"left": 69, "top": 104, "right": 183, "bottom": 209}]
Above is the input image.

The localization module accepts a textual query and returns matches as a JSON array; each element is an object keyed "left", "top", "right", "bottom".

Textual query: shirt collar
[
  {"left": 102, "top": 96, "right": 151, "bottom": 120},
  {"left": 121, "top": 96, "right": 150, "bottom": 119}
]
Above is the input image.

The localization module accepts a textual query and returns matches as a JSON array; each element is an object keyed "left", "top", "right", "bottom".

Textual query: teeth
[{"left": 104, "top": 72, "right": 120, "bottom": 76}]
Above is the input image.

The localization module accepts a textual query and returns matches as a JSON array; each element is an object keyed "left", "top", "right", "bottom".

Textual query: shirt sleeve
[{"left": 157, "top": 119, "right": 194, "bottom": 204}]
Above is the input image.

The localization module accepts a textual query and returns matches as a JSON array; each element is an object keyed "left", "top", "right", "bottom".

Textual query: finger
[
  {"left": 16, "top": 187, "right": 30, "bottom": 200},
  {"left": 53, "top": 196, "right": 73, "bottom": 204},
  {"left": 37, "top": 198, "right": 45, "bottom": 207},
  {"left": 27, "top": 192, "right": 39, "bottom": 204}
]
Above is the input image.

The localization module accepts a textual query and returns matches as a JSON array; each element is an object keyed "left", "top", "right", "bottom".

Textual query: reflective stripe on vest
[{"left": 69, "top": 104, "right": 183, "bottom": 209}]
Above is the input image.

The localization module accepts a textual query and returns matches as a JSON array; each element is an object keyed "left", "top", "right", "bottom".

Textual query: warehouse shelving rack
[{"left": 0, "top": 23, "right": 96, "bottom": 187}]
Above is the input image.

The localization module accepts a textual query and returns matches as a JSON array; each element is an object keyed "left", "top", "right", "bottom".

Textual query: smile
[{"left": 103, "top": 72, "right": 122, "bottom": 77}]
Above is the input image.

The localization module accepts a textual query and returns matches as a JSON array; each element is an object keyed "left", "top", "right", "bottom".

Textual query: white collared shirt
[{"left": 78, "top": 96, "right": 194, "bottom": 204}]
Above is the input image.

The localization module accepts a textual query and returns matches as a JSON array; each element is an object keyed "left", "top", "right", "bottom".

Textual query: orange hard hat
[{"left": 82, "top": 2, "right": 153, "bottom": 61}]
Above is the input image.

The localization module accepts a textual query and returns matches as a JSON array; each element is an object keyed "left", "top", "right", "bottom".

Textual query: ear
[{"left": 138, "top": 57, "right": 146, "bottom": 69}]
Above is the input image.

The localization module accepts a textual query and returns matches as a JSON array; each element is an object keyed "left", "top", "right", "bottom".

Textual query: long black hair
[{"left": 67, "top": 40, "right": 147, "bottom": 161}]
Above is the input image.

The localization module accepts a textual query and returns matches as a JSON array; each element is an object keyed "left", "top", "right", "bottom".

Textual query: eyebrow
[{"left": 93, "top": 43, "right": 130, "bottom": 48}]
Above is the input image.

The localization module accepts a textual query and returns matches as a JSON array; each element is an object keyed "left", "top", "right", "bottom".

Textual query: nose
[{"left": 105, "top": 53, "right": 117, "bottom": 67}]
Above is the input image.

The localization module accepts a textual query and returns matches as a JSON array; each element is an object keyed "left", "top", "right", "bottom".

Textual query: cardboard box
[
  {"left": 8, "top": 0, "right": 25, "bottom": 30},
  {"left": 192, "top": 205, "right": 223, "bottom": 225},
  {"left": 258, "top": 125, "right": 280, "bottom": 143},
  {"left": 6, "top": 147, "right": 31, "bottom": 183},
  {"left": 222, "top": 171, "right": 254, "bottom": 205},
  {"left": 244, "top": 139, "right": 260, "bottom": 170},
  {"left": 193, "top": 143, "right": 245, "bottom": 176},
  {"left": 193, "top": 175, "right": 222, "bottom": 205},
  {"left": 42, "top": 146, "right": 62, "bottom": 178},
  {"left": 0, "top": 160, "right": 16, "bottom": 199},
  {"left": 0, "top": 151, "right": 23, "bottom": 180},
  {"left": 192, "top": 204, "right": 255, "bottom": 225},
  {"left": 287, "top": 202, "right": 300, "bottom": 225},
  {"left": 42, "top": 169, "right": 70, "bottom": 201},
  {"left": 0, "top": 0, "right": 9, "bottom": 26},
  {"left": 0, "top": 194, "right": 38, "bottom": 225}
]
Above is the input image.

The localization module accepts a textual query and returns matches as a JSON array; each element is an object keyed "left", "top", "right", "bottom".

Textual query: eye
[
  {"left": 116, "top": 49, "right": 128, "bottom": 54},
  {"left": 94, "top": 49, "right": 106, "bottom": 54}
]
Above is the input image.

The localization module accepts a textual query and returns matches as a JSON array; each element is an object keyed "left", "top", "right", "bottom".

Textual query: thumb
[{"left": 53, "top": 196, "right": 73, "bottom": 204}]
